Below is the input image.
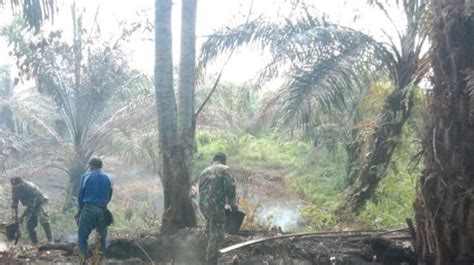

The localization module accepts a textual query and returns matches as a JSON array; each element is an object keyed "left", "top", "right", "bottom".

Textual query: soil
[{"left": 1, "top": 228, "right": 415, "bottom": 264}]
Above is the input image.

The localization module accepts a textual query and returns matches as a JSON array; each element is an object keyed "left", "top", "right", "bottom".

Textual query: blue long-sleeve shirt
[{"left": 77, "top": 170, "right": 113, "bottom": 210}]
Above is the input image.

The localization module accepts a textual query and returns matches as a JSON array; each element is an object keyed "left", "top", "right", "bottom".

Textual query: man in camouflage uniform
[
  {"left": 198, "top": 152, "right": 237, "bottom": 265},
  {"left": 11, "top": 176, "right": 53, "bottom": 244}
]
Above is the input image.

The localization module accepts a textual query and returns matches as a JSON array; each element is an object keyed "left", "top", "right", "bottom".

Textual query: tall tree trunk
[
  {"left": 414, "top": 1, "right": 474, "bottom": 264},
  {"left": 155, "top": 0, "right": 197, "bottom": 234},
  {"left": 176, "top": 0, "right": 198, "bottom": 227},
  {"left": 177, "top": 0, "right": 197, "bottom": 171}
]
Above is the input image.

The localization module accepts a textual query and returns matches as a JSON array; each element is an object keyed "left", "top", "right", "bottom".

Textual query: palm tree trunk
[
  {"left": 345, "top": 118, "right": 365, "bottom": 186},
  {"left": 340, "top": 89, "right": 413, "bottom": 213},
  {"left": 64, "top": 155, "right": 87, "bottom": 212},
  {"left": 155, "top": 0, "right": 177, "bottom": 146},
  {"left": 414, "top": 1, "right": 474, "bottom": 264},
  {"left": 155, "top": 0, "right": 197, "bottom": 234},
  {"left": 176, "top": 0, "right": 198, "bottom": 228},
  {"left": 178, "top": 0, "right": 197, "bottom": 170}
]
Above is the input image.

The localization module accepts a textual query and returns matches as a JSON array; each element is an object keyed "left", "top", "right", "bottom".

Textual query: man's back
[
  {"left": 199, "top": 153, "right": 237, "bottom": 265},
  {"left": 76, "top": 157, "right": 112, "bottom": 259},
  {"left": 12, "top": 181, "right": 47, "bottom": 208},
  {"left": 78, "top": 171, "right": 112, "bottom": 209},
  {"left": 198, "top": 162, "right": 236, "bottom": 221}
]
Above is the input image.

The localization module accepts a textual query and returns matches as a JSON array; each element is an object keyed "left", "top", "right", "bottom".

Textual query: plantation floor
[
  {"left": 0, "top": 228, "right": 414, "bottom": 264},
  {"left": 2, "top": 159, "right": 402, "bottom": 264}
]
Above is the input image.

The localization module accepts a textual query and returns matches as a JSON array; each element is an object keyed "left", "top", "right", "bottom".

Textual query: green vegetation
[
  {"left": 195, "top": 131, "right": 309, "bottom": 171},
  {"left": 194, "top": 128, "right": 420, "bottom": 230}
]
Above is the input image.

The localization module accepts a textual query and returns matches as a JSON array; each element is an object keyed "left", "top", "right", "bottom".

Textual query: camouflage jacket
[
  {"left": 198, "top": 162, "right": 236, "bottom": 222},
  {"left": 11, "top": 181, "right": 48, "bottom": 210}
]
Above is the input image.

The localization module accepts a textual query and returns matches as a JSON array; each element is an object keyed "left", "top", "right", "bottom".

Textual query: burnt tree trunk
[
  {"left": 414, "top": 1, "right": 474, "bottom": 264},
  {"left": 160, "top": 146, "right": 197, "bottom": 233}
]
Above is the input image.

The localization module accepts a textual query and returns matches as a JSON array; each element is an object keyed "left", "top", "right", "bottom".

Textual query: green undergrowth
[
  {"left": 195, "top": 131, "right": 309, "bottom": 172},
  {"left": 294, "top": 131, "right": 420, "bottom": 230},
  {"left": 194, "top": 130, "right": 419, "bottom": 231},
  {"left": 290, "top": 143, "right": 348, "bottom": 230},
  {"left": 355, "top": 127, "right": 421, "bottom": 229}
]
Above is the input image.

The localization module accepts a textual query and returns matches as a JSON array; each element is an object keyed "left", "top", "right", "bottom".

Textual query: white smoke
[
  {"left": 257, "top": 203, "right": 301, "bottom": 232},
  {"left": 0, "top": 242, "right": 6, "bottom": 252}
]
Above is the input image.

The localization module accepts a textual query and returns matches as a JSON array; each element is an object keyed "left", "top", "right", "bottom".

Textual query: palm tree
[
  {"left": 155, "top": 0, "right": 198, "bottom": 234},
  {"left": 199, "top": 0, "right": 430, "bottom": 214},
  {"left": 413, "top": 1, "right": 474, "bottom": 264},
  {"left": 338, "top": 0, "right": 430, "bottom": 214},
  {"left": 3, "top": 9, "right": 144, "bottom": 205}
]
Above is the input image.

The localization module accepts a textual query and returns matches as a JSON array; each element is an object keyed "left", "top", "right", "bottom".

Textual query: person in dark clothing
[
  {"left": 10, "top": 176, "right": 53, "bottom": 244},
  {"left": 76, "top": 157, "right": 113, "bottom": 260},
  {"left": 198, "top": 152, "right": 238, "bottom": 265}
]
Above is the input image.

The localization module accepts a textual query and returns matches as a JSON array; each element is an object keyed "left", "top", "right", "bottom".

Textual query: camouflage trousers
[
  {"left": 205, "top": 218, "right": 225, "bottom": 265},
  {"left": 25, "top": 203, "right": 50, "bottom": 244}
]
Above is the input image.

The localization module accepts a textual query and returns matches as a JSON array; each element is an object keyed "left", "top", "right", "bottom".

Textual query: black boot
[
  {"left": 42, "top": 222, "right": 53, "bottom": 242},
  {"left": 28, "top": 229, "right": 38, "bottom": 245}
]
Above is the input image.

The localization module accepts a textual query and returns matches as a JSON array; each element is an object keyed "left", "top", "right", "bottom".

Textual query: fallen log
[
  {"left": 220, "top": 229, "right": 384, "bottom": 254},
  {"left": 38, "top": 243, "right": 76, "bottom": 255},
  {"left": 220, "top": 228, "right": 415, "bottom": 265}
]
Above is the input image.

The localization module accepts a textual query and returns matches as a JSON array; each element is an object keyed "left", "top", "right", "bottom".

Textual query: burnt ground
[{"left": 0, "top": 228, "right": 415, "bottom": 264}]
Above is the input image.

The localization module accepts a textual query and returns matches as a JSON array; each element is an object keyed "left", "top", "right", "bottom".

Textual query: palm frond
[
  {"left": 1, "top": 0, "right": 56, "bottom": 33},
  {"left": 200, "top": 13, "right": 382, "bottom": 134},
  {"left": 369, "top": 0, "right": 430, "bottom": 86},
  {"left": 11, "top": 93, "right": 61, "bottom": 139},
  {"left": 0, "top": 129, "right": 37, "bottom": 172},
  {"left": 0, "top": 69, "right": 62, "bottom": 139},
  {"left": 254, "top": 40, "right": 378, "bottom": 137},
  {"left": 200, "top": 14, "right": 376, "bottom": 72}
]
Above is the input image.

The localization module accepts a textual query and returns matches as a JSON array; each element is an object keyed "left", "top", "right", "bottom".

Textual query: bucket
[
  {"left": 5, "top": 222, "right": 20, "bottom": 241},
  {"left": 225, "top": 209, "right": 246, "bottom": 234}
]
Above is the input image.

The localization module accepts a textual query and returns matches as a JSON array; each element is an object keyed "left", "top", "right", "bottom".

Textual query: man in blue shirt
[{"left": 76, "top": 157, "right": 113, "bottom": 260}]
